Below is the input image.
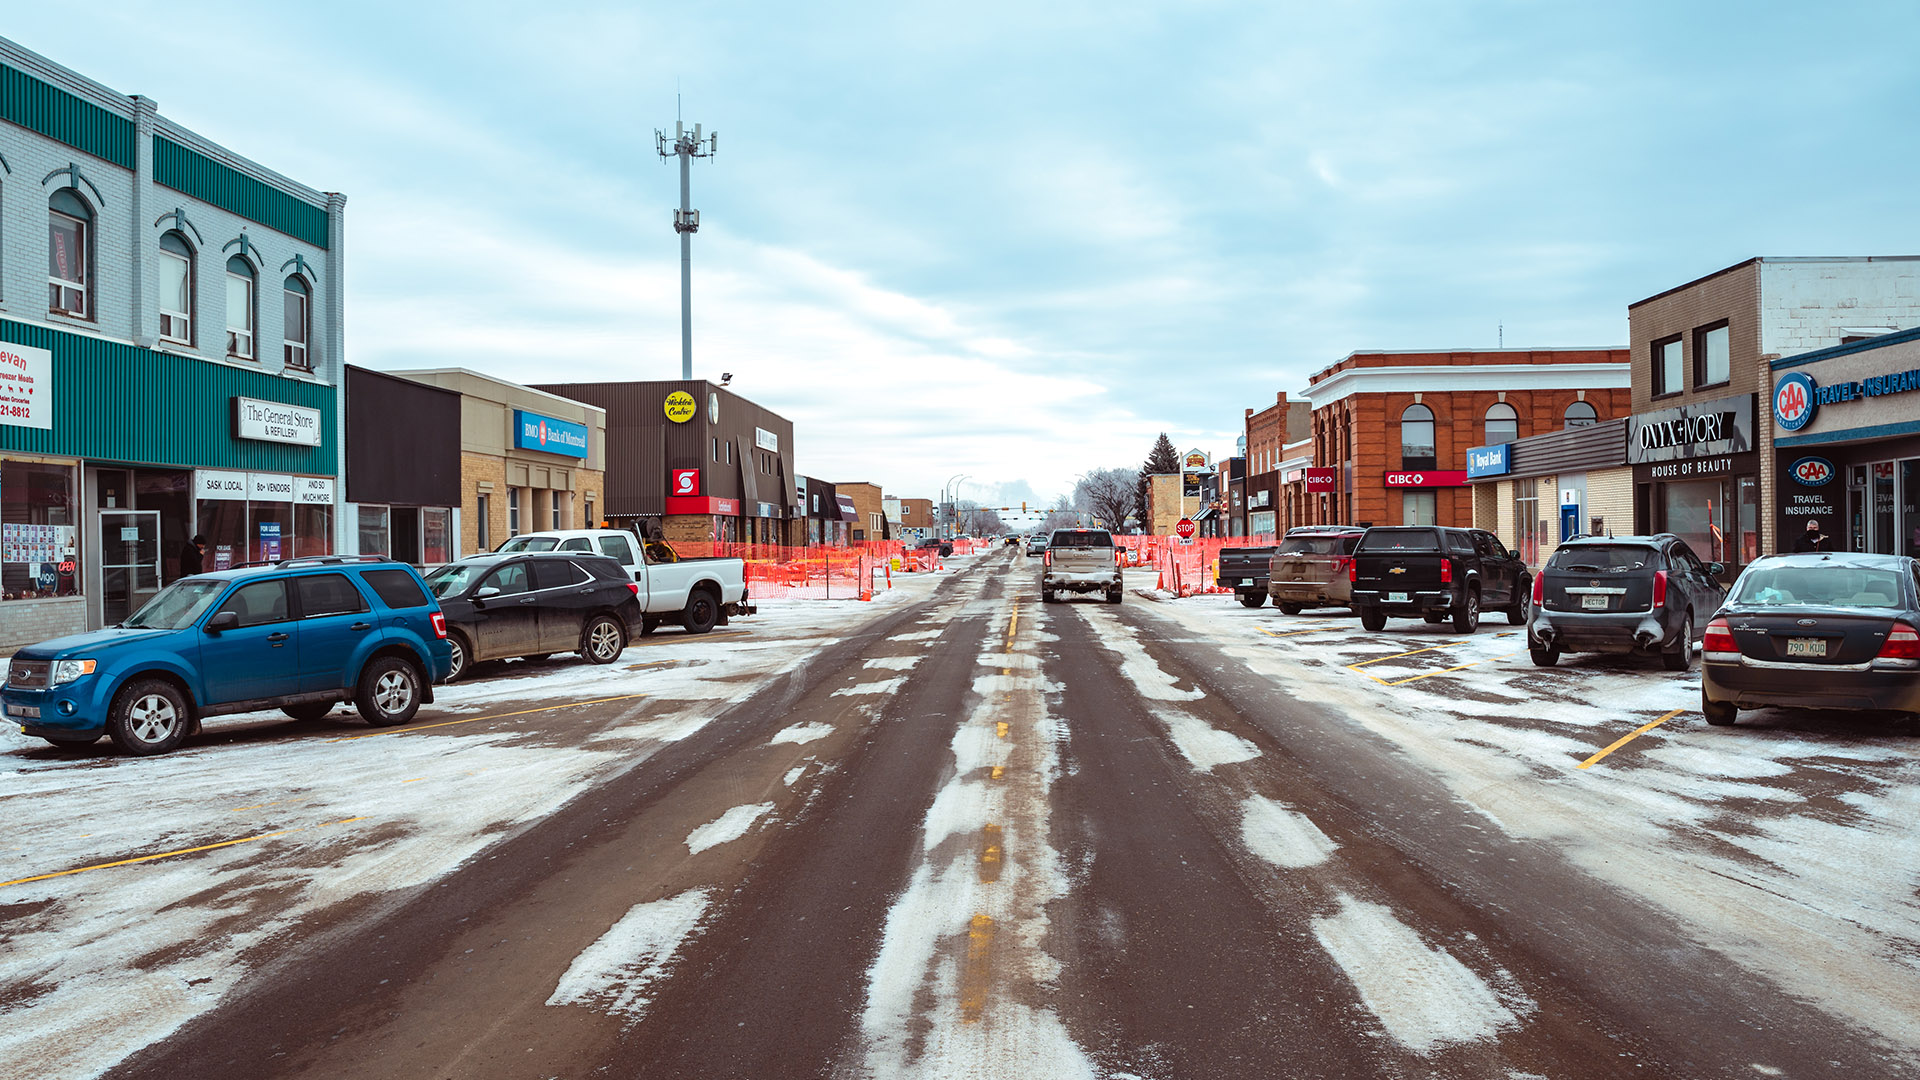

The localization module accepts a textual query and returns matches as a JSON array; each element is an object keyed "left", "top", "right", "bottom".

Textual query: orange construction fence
[
  {"left": 1147, "top": 535, "right": 1281, "bottom": 598},
  {"left": 655, "top": 538, "right": 1015, "bottom": 601}
]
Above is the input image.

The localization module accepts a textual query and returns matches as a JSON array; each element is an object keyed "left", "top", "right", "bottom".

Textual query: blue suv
[{"left": 4, "top": 556, "right": 454, "bottom": 756}]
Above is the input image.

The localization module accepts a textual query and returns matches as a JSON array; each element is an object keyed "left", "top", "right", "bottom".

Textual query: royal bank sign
[{"left": 1626, "top": 392, "right": 1754, "bottom": 465}]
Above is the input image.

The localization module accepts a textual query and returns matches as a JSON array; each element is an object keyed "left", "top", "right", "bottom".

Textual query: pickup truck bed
[{"left": 1216, "top": 547, "right": 1278, "bottom": 608}]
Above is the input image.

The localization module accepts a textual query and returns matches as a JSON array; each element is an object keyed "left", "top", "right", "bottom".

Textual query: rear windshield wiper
[{"left": 1558, "top": 563, "right": 1604, "bottom": 571}]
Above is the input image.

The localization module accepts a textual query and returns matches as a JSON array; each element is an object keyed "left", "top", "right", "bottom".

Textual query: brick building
[
  {"left": 1300, "top": 349, "right": 1633, "bottom": 531},
  {"left": 837, "top": 482, "right": 887, "bottom": 542},
  {"left": 1242, "top": 392, "right": 1311, "bottom": 536},
  {"left": 897, "top": 498, "right": 935, "bottom": 539}
]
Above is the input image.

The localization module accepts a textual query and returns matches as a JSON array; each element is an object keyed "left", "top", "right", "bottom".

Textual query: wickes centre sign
[{"left": 1626, "top": 392, "right": 1754, "bottom": 465}]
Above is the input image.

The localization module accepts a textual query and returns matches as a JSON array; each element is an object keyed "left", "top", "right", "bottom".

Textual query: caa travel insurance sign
[
  {"left": 1773, "top": 371, "right": 1817, "bottom": 432},
  {"left": 1788, "top": 456, "right": 1835, "bottom": 486},
  {"left": 512, "top": 410, "right": 590, "bottom": 458}
]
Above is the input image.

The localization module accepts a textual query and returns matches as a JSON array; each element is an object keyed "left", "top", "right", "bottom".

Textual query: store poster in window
[
  {"left": 259, "top": 521, "right": 283, "bottom": 562},
  {"left": 2, "top": 522, "right": 79, "bottom": 599},
  {"left": 214, "top": 545, "right": 235, "bottom": 571}
]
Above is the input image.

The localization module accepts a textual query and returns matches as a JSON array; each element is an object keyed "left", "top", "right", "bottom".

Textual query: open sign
[{"left": 1789, "top": 456, "right": 1834, "bottom": 486}]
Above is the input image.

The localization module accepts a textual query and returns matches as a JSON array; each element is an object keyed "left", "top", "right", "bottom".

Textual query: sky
[{"left": 11, "top": 1, "right": 1920, "bottom": 508}]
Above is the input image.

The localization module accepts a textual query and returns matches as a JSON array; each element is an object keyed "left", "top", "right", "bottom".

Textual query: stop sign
[{"left": 1176, "top": 518, "right": 1195, "bottom": 538}]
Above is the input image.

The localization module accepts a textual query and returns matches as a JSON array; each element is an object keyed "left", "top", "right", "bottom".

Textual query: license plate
[
  {"left": 1786, "top": 638, "right": 1827, "bottom": 658},
  {"left": 1240, "top": 578, "right": 1254, "bottom": 586},
  {"left": 1387, "top": 592, "right": 1409, "bottom": 603},
  {"left": 7, "top": 705, "right": 40, "bottom": 719},
  {"left": 1581, "top": 595, "right": 1609, "bottom": 610}
]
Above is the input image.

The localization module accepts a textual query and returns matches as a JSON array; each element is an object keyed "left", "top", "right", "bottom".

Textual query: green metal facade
[
  {"left": 0, "top": 319, "right": 337, "bottom": 475},
  {"left": 153, "top": 136, "right": 331, "bottom": 249},
  {"left": 0, "top": 61, "right": 134, "bottom": 167}
]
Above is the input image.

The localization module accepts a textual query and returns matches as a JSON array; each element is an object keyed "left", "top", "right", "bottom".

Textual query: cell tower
[{"left": 656, "top": 116, "right": 716, "bottom": 380}]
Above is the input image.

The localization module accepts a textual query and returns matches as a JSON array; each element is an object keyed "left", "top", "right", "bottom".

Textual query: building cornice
[{"left": 1299, "top": 363, "right": 1631, "bottom": 409}]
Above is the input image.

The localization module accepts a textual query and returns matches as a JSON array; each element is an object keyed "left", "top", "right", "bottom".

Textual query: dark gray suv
[{"left": 1527, "top": 534, "right": 1725, "bottom": 670}]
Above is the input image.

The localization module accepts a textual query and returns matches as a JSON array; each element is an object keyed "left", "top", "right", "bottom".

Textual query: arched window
[
  {"left": 159, "top": 231, "right": 194, "bottom": 344},
  {"left": 1400, "top": 403, "right": 1435, "bottom": 469},
  {"left": 48, "top": 189, "right": 92, "bottom": 318},
  {"left": 283, "top": 275, "right": 310, "bottom": 370},
  {"left": 1484, "top": 402, "right": 1518, "bottom": 444},
  {"left": 226, "top": 257, "right": 256, "bottom": 359},
  {"left": 1564, "top": 400, "right": 1598, "bottom": 428}
]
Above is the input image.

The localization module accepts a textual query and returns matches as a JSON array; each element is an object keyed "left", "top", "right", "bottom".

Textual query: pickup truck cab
[
  {"left": 1350, "top": 526, "right": 1531, "bottom": 633},
  {"left": 1216, "top": 546, "right": 1279, "bottom": 607},
  {"left": 1042, "top": 529, "right": 1122, "bottom": 603},
  {"left": 496, "top": 529, "right": 751, "bottom": 634}
]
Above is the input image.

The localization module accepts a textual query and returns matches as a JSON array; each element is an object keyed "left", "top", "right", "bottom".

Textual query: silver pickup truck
[
  {"left": 1041, "top": 529, "right": 1123, "bottom": 604},
  {"left": 496, "top": 529, "right": 751, "bottom": 634}
]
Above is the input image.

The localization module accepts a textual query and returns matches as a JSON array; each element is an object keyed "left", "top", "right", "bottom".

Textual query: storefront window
[
  {"left": 477, "top": 493, "right": 491, "bottom": 550},
  {"left": 1873, "top": 461, "right": 1896, "bottom": 555},
  {"left": 422, "top": 507, "right": 450, "bottom": 565},
  {"left": 1904, "top": 461, "right": 1919, "bottom": 558},
  {"left": 1512, "top": 479, "right": 1540, "bottom": 566},
  {"left": 1737, "top": 477, "right": 1759, "bottom": 565},
  {"left": 198, "top": 500, "right": 246, "bottom": 571},
  {"left": 2, "top": 461, "right": 79, "bottom": 601},
  {"left": 508, "top": 489, "right": 521, "bottom": 536},
  {"left": 1663, "top": 478, "right": 1730, "bottom": 564},
  {"left": 296, "top": 505, "right": 334, "bottom": 559},
  {"left": 1402, "top": 490, "right": 1437, "bottom": 526},
  {"left": 359, "top": 505, "right": 391, "bottom": 557},
  {"left": 252, "top": 503, "right": 292, "bottom": 564}
]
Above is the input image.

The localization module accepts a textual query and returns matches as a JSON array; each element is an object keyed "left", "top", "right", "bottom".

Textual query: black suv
[
  {"left": 1351, "top": 526, "right": 1531, "bottom": 633},
  {"left": 1528, "top": 534, "right": 1725, "bottom": 670},
  {"left": 425, "top": 552, "right": 643, "bottom": 681}
]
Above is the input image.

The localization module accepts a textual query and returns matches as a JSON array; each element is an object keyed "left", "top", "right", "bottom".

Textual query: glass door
[
  {"left": 1903, "top": 459, "right": 1920, "bottom": 558},
  {"left": 100, "top": 510, "right": 161, "bottom": 624},
  {"left": 1873, "top": 461, "right": 1897, "bottom": 554}
]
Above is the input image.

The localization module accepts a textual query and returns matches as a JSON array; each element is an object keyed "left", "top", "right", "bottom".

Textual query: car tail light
[
  {"left": 1439, "top": 559, "right": 1452, "bottom": 584},
  {"left": 1702, "top": 618, "right": 1735, "bottom": 654},
  {"left": 1877, "top": 622, "right": 1920, "bottom": 660},
  {"left": 1348, "top": 560, "right": 1357, "bottom": 583},
  {"left": 1044, "top": 550, "right": 1052, "bottom": 568},
  {"left": 1531, "top": 573, "right": 1544, "bottom": 606},
  {"left": 429, "top": 611, "right": 449, "bottom": 639},
  {"left": 626, "top": 582, "right": 641, "bottom": 597},
  {"left": 1652, "top": 570, "right": 1668, "bottom": 609}
]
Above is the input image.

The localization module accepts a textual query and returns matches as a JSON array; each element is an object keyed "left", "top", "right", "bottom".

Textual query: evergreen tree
[{"left": 1135, "top": 432, "right": 1180, "bottom": 528}]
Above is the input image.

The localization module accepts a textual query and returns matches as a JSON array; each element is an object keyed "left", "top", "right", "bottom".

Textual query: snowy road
[{"left": 4, "top": 550, "right": 1918, "bottom": 1079}]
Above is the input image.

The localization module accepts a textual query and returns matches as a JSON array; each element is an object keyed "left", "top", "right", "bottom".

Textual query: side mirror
[
  {"left": 204, "top": 610, "right": 240, "bottom": 634},
  {"left": 1507, "top": 548, "right": 1523, "bottom": 561},
  {"left": 1707, "top": 562, "right": 1726, "bottom": 578},
  {"left": 476, "top": 586, "right": 501, "bottom": 599}
]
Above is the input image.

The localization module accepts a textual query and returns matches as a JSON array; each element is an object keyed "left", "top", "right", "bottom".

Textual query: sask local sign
[
  {"left": 233, "top": 397, "right": 321, "bottom": 446},
  {"left": 1626, "top": 392, "right": 1753, "bottom": 465},
  {"left": 0, "top": 343, "right": 52, "bottom": 430}
]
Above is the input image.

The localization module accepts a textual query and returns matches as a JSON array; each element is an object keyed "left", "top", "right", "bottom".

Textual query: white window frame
[
  {"left": 159, "top": 248, "right": 192, "bottom": 345},
  {"left": 227, "top": 268, "right": 255, "bottom": 359},
  {"left": 551, "top": 492, "right": 562, "bottom": 530},
  {"left": 508, "top": 488, "right": 521, "bottom": 536},
  {"left": 284, "top": 283, "right": 310, "bottom": 370},
  {"left": 48, "top": 209, "right": 88, "bottom": 318}
]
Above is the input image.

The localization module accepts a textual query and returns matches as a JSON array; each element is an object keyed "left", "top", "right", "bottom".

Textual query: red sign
[
  {"left": 1303, "top": 468, "right": 1338, "bottom": 492},
  {"left": 1176, "top": 518, "right": 1196, "bottom": 538},
  {"left": 664, "top": 495, "right": 743, "bottom": 516},
  {"left": 671, "top": 468, "right": 700, "bottom": 496},
  {"left": 1383, "top": 470, "right": 1469, "bottom": 488}
]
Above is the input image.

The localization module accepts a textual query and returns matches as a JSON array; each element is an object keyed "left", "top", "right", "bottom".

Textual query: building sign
[
  {"left": 1644, "top": 457, "right": 1735, "bottom": 480},
  {"left": 195, "top": 470, "right": 249, "bottom": 501},
  {"left": 671, "top": 468, "right": 701, "bottom": 496},
  {"left": 755, "top": 427, "right": 779, "bottom": 452},
  {"left": 1383, "top": 471, "right": 1469, "bottom": 487},
  {"left": 1773, "top": 372, "right": 1817, "bottom": 432},
  {"left": 249, "top": 473, "right": 294, "bottom": 502},
  {"left": 0, "top": 343, "right": 53, "bottom": 430},
  {"left": 513, "top": 410, "right": 590, "bottom": 457},
  {"left": 1626, "top": 392, "right": 1754, "bottom": 464},
  {"left": 233, "top": 396, "right": 322, "bottom": 446},
  {"left": 1466, "top": 444, "right": 1512, "bottom": 479},
  {"left": 1182, "top": 450, "right": 1210, "bottom": 471},
  {"left": 295, "top": 477, "right": 335, "bottom": 505},
  {"left": 1773, "top": 365, "right": 1920, "bottom": 431},
  {"left": 1303, "top": 468, "right": 1337, "bottom": 492},
  {"left": 665, "top": 391, "right": 698, "bottom": 423},
  {"left": 1788, "top": 456, "right": 1835, "bottom": 486}
]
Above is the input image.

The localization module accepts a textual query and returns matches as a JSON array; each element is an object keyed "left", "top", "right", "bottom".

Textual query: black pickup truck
[
  {"left": 1216, "top": 546, "right": 1279, "bottom": 607},
  {"left": 1350, "top": 526, "right": 1531, "bottom": 633}
]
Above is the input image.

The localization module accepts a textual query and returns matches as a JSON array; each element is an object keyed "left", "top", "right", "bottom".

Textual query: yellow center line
[
  {"left": 1, "top": 815, "right": 370, "bottom": 889},
  {"left": 989, "top": 765, "right": 1004, "bottom": 780},
  {"left": 402, "top": 778, "right": 425, "bottom": 783},
  {"left": 959, "top": 912, "right": 996, "bottom": 1023},
  {"left": 1579, "top": 709, "right": 1686, "bottom": 770},
  {"left": 326, "top": 693, "right": 650, "bottom": 741},
  {"left": 1005, "top": 600, "right": 1020, "bottom": 652},
  {"left": 995, "top": 721, "right": 1009, "bottom": 738}
]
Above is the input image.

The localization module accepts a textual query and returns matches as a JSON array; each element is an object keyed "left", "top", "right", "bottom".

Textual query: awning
[
  {"left": 1192, "top": 506, "right": 1219, "bottom": 522},
  {"left": 835, "top": 494, "right": 859, "bottom": 522}
]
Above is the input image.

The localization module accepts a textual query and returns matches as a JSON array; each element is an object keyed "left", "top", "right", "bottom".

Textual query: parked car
[
  {"left": 1701, "top": 552, "right": 1920, "bottom": 725},
  {"left": 1217, "top": 545, "right": 1280, "bottom": 607},
  {"left": 3, "top": 556, "right": 451, "bottom": 756},
  {"left": 425, "top": 552, "right": 643, "bottom": 682},
  {"left": 917, "top": 537, "right": 955, "bottom": 557},
  {"left": 1268, "top": 527, "right": 1366, "bottom": 615},
  {"left": 1042, "top": 529, "right": 1122, "bottom": 603},
  {"left": 1025, "top": 536, "right": 1049, "bottom": 557},
  {"left": 496, "top": 528, "right": 751, "bottom": 634},
  {"left": 1350, "top": 526, "right": 1531, "bottom": 633},
  {"left": 1527, "top": 534, "right": 1725, "bottom": 669}
]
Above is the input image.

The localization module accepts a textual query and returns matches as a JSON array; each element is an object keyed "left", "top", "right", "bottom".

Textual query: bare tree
[{"left": 1075, "top": 467, "right": 1137, "bottom": 532}]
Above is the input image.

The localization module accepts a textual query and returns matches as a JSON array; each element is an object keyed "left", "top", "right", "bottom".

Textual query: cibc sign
[
  {"left": 1303, "top": 468, "right": 1338, "bottom": 492},
  {"left": 1383, "top": 471, "right": 1468, "bottom": 487}
]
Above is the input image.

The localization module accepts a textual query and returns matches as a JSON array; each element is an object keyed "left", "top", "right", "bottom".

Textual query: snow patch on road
[
  {"left": 1312, "top": 895, "right": 1525, "bottom": 1053},
  {"left": 783, "top": 763, "right": 808, "bottom": 786},
  {"left": 1240, "top": 795, "right": 1337, "bottom": 868},
  {"left": 833, "top": 676, "right": 908, "bottom": 697},
  {"left": 546, "top": 888, "right": 711, "bottom": 1025},
  {"left": 1099, "top": 617, "right": 1205, "bottom": 702},
  {"left": 888, "top": 629, "right": 944, "bottom": 642},
  {"left": 1160, "top": 710, "right": 1259, "bottom": 771},
  {"left": 770, "top": 722, "right": 834, "bottom": 746},
  {"left": 685, "top": 802, "right": 774, "bottom": 854},
  {"left": 864, "top": 655, "right": 923, "bottom": 671}
]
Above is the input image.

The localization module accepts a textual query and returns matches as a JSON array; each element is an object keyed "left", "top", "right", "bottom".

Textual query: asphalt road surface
[{"left": 14, "top": 549, "right": 1915, "bottom": 1079}]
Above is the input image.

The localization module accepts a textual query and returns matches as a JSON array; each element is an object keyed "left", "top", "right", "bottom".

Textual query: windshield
[
  {"left": 423, "top": 562, "right": 492, "bottom": 598},
  {"left": 1357, "top": 529, "right": 1438, "bottom": 552},
  {"left": 1731, "top": 566, "right": 1909, "bottom": 609},
  {"left": 1548, "top": 545, "right": 1654, "bottom": 573},
  {"left": 496, "top": 536, "right": 558, "bottom": 552},
  {"left": 1279, "top": 537, "right": 1344, "bottom": 556},
  {"left": 123, "top": 579, "right": 227, "bottom": 630}
]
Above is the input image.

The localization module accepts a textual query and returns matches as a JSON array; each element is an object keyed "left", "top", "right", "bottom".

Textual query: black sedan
[
  {"left": 1528, "top": 534, "right": 1726, "bottom": 670},
  {"left": 1701, "top": 552, "right": 1920, "bottom": 725},
  {"left": 424, "top": 552, "right": 642, "bottom": 682}
]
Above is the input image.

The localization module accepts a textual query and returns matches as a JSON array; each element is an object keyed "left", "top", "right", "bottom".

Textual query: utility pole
[{"left": 656, "top": 114, "right": 717, "bottom": 380}]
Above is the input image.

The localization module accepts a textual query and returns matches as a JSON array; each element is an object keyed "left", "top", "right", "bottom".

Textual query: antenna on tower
[
  {"left": 1498, "top": 322, "right": 1504, "bottom": 348},
  {"left": 656, "top": 107, "right": 718, "bottom": 381}
]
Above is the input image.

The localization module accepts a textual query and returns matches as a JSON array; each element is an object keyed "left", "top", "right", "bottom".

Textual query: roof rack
[{"left": 274, "top": 554, "right": 394, "bottom": 568}]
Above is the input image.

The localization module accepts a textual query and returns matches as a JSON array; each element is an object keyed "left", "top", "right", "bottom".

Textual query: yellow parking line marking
[
  {"left": 1258, "top": 626, "right": 1331, "bottom": 638},
  {"left": 402, "top": 778, "right": 425, "bottom": 783},
  {"left": 2, "top": 815, "right": 371, "bottom": 889},
  {"left": 1579, "top": 709, "right": 1685, "bottom": 770},
  {"left": 1349, "top": 640, "right": 1472, "bottom": 669},
  {"left": 1373, "top": 653, "right": 1520, "bottom": 686},
  {"left": 328, "top": 694, "right": 650, "bottom": 741}
]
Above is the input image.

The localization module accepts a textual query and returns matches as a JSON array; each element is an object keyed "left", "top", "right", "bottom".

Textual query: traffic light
[{"left": 1022, "top": 501, "right": 1027, "bottom": 512}]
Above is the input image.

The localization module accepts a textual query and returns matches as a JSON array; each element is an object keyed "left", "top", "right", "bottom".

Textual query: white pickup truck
[{"left": 495, "top": 529, "right": 752, "bottom": 634}]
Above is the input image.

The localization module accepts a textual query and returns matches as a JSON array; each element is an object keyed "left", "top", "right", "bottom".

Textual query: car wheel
[
  {"left": 355, "top": 656, "right": 422, "bottom": 727},
  {"left": 1108, "top": 588, "right": 1123, "bottom": 604},
  {"left": 1507, "top": 587, "right": 1530, "bottom": 625},
  {"left": 682, "top": 590, "right": 719, "bottom": 635},
  {"left": 1360, "top": 607, "right": 1386, "bottom": 632},
  {"left": 582, "top": 615, "right": 626, "bottom": 663},
  {"left": 1452, "top": 589, "right": 1480, "bottom": 634},
  {"left": 1702, "top": 693, "right": 1738, "bottom": 727},
  {"left": 106, "top": 678, "right": 190, "bottom": 756},
  {"left": 1529, "top": 645, "right": 1560, "bottom": 667},
  {"left": 1238, "top": 592, "right": 1265, "bottom": 608},
  {"left": 1042, "top": 588, "right": 1056, "bottom": 603},
  {"left": 640, "top": 616, "right": 660, "bottom": 637},
  {"left": 1278, "top": 602, "right": 1303, "bottom": 616},
  {"left": 1662, "top": 614, "right": 1695, "bottom": 672},
  {"left": 445, "top": 632, "right": 472, "bottom": 683},
  {"left": 282, "top": 701, "right": 336, "bottom": 722}
]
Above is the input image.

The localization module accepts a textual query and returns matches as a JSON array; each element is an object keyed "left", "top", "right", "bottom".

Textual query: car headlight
[{"left": 50, "top": 659, "right": 97, "bottom": 686}]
